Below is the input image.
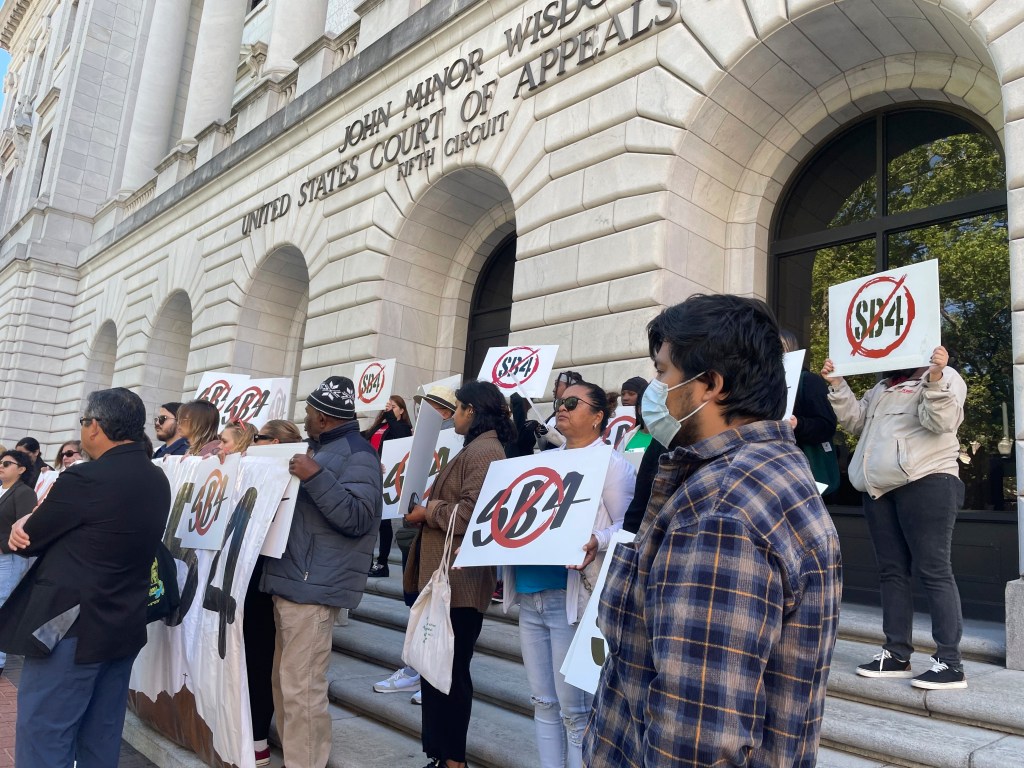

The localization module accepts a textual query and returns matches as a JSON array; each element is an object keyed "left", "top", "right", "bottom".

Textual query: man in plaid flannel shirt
[{"left": 584, "top": 295, "right": 842, "bottom": 768}]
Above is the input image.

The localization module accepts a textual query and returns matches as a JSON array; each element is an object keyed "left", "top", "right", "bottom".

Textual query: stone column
[
  {"left": 180, "top": 0, "right": 248, "bottom": 142},
  {"left": 262, "top": 0, "right": 328, "bottom": 80},
  {"left": 120, "top": 1, "right": 191, "bottom": 189}
]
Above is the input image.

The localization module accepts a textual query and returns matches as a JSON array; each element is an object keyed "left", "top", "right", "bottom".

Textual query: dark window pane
[
  {"left": 886, "top": 110, "right": 1004, "bottom": 215},
  {"left": 888, "top": 214, "right": 1013, "bottom": 510},
  {"left": 777, "top": 120, "right": 877, "bottom": 239}
]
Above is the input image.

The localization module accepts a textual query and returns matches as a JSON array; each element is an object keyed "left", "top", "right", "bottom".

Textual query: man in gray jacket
[{"left": 261, "top": 375, "right": 383, "bottom": 768}]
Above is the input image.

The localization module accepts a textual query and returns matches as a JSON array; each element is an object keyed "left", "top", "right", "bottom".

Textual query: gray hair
[{"left": 84, "top": 388, "right": 147, "bottom": 442}]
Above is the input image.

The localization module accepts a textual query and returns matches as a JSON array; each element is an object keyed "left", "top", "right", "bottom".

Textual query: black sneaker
[
  {"left": 856, "top": 649, "right": 913, "bottom": 678},
  {"left": 368, "top": 562, "right": 389, "bottom": 578},
  {"left": 911, "top": 657, "right": 967, "bottom": 690}
]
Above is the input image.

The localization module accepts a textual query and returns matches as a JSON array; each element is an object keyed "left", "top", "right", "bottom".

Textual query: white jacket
[
  {"left": 501, "top": 438, "right": 636, "bottom": 624},
  {"left": 827, "top": 368, "right": 966, "bottom": 499}
]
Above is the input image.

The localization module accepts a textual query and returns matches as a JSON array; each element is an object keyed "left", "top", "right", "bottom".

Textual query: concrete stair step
[
  {"left": 333, "top": 621, "right": 532, "bottom": 716},
  {"left": 821, "top": 697, "right": 1024, "bottom": 768},
  {"left": 327, "top": 652, "right": 537, "bottom": 768},
  {"left": 364, "top": 569, "right": 520, "bottom": 625},
  {"left": 827, "top": 639, "right": 1024, "bottom": 737},
  {"left": 835, "top": 603, "right": 1005, "bottom": 665},
  {"left": 351, "top": 591, "right": 524, "bottom": 662}
]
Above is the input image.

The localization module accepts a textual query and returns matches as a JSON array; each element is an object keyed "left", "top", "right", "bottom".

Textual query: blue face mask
[{"left": 640, "top": 371, "right": 707, "bottom": 447}]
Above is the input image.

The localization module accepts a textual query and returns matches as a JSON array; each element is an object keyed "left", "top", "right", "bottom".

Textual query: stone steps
[{"left": 345, "top": 566, "right": 1024, "bottom": 768}]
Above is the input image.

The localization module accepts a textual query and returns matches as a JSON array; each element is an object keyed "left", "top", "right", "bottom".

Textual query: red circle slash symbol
[
  {"left": 358, "top": 362, "right": 387, "bottom": 404},
  {"left": 845, "top": 274, "right": 916, "bottom": 359},
  {"left": 199, "top": 379, "right": 232, "bottom": 410},
  {"left": 192, "top": 470, "right": 228, "bottom": 536},
  {"left": 492, "top": 347, "right": 541, "bottom": 390},
  {"left": 491, "top": 467, "right": 564, "bottom": 549},
  {"left": 603, "top": 414, "right": 636, "bottom": 449}
]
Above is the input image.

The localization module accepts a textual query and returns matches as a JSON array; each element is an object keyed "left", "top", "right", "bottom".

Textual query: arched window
[{"left": 772, "top": 106, "right": 1010, "bottom": 513}]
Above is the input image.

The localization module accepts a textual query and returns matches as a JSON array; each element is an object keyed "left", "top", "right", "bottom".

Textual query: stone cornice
[
  {"left": 0, "top": 0, "right": 35, "bottom": 51},
  {"left": 36, "top": 85, "right": 59, "bottom": 116},
  {"left": 294, "top": 23, "right": 360, "bottom": 68}
]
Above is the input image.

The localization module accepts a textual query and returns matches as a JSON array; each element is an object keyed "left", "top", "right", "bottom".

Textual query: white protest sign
[
  {"left": 396, "top": 404, "right": 443, "bottom": 518},
  {"left": 33, "top": 470, "right": 59, "bottom": 506},
  {"left": 603, "top": 406, "right": 637, "bottom": 450},
  {"left": 828, "top": 259, "right": 940, "bottom": 377},
  {"left": 352, "top": 358, "right": 397, "bottom": 412},
  {"left": 783, "top": 349, "right": 806, "bottom": 421},
  {"left": 477, "top": 344, "right": 559, "bottom": 399},
  {"left": 561, "top": 529, "right": 635, "bottom": 694},
  {"left": 195, "top": 372, "right": 292, "bottom": 429},
  {"left": 245, "top": 443, "right": 304, "bottom": 558},
  {"left": 131, "top": 454, "right": 289, "bottom": 768},
  {"left": 173, "top": 454, "right": 242, "bottom": 549},
  {"left": 381, "top": 429, "right": 464, "bottom": 519},
  {"left": 453, "top": 445, "right": 612, "bottom": 568}
]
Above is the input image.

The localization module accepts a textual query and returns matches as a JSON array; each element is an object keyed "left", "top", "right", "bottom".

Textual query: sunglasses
[
  {"left": 254, "top": 434, "right": 272, "bottom": 442},
  {"left": 61, "top": 450, "right": 80, "bottom": 459},
  {"left": 0, "top": 460, "right": 20, "bottom": 468},
  {"left": 154, "top": 415, "right": 174, "bottom": 426},
  {"left": 554, "top": 396, "right": 596, "bottom": 412},
  {"left": 79, "top": 416, "right": 101, "bottom": 426}
]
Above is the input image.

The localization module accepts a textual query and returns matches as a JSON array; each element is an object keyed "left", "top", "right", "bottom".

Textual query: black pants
[
  {"left": 243, "top": 558, "right": 276, "bottom": 741},
  {"left": 376, "top": 518, "right": 393, "bottom": 565},
  {"left": 421, "top": 607, "right": 485, "bottom": 763}
]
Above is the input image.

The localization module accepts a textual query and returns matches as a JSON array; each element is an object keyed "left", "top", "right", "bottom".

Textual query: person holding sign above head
[
  {"left": 823, "top": 346, "right": 969, "bottom": 690},
  {"left": 403, "top": 380, "right": 516, "bottom": 768},
  {"left": 178, "top": 399, "right": 222, "bottom": 457},
  {"left": 585, "top": 295, "right": 842, "bottom": 768},
  {"left": 500, "top": 381, "right": 635, "bottom": 768},
  {"left": 365, "top": 396, "right": 413, "bottom": 579},
  {"left": 260, "top": 376, "right": 383, "bottom": 768}
]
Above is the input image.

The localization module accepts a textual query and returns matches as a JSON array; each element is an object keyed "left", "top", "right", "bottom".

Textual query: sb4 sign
[
  {"left": 173, "top": 454, "right": 242, "bottom": 549},
  {"left": 351, "top": 358, "right": 396, "bottom": 412},
  {"left": 194, "top": 372, "right": 292, "bottom": 429},
  {"left": 380, "top": 429, "right": 463, "bottom": 519},
  {"left": 476, "top": 344, "right": 559, "bottom": 399},
  {"left": 454, "top": 445, "right": 612, "bottom": 567}
]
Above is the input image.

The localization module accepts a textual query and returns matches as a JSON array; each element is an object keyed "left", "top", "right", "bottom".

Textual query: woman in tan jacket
[{"left": 403, "top": 380, "right": 516, "bottom": 768}]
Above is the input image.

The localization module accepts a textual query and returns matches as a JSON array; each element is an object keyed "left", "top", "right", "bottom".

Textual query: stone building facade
[{"left": 2, "top": 0, "right": 1024, "bottom": 648}]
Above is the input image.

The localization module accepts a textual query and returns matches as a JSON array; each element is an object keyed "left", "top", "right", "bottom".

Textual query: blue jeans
[
  {"left": 17, "top": 635, "right": 138, "bottom": 767},
  {"left": 0, "top": 553, "right": 30, "bottom": 668},
  {"left": 519, "top": 589, "right": 592, "bottom": 768},
  {"left": 862, "top": 473, "right": 965, "bottom": 666}
]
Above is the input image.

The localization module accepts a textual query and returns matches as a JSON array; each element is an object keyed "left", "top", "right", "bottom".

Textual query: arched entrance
[
  {"left": 464, "top": 233, "right": 516, "bottom": 381},
  {"left": 771, "top": 104, "right": 1012, "bottom": 620},
  {"left": 83, "top": 320, "right": 118, "bottom": 398}
]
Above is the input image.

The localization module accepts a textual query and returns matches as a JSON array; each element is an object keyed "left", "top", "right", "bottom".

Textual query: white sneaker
[
  {"left": 411, "top": 689, "right": 422, "bottom": 705},
  {"left": 374, "top": 667, "right": 421, "bottom": 693}
]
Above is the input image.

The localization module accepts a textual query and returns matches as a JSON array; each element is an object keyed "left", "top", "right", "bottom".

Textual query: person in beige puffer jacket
[{"left": 822, "top": 345, "right": 968, "bottom": 691}]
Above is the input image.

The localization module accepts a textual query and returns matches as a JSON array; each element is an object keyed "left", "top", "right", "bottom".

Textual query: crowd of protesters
[{"left": 0, "top": 292, "right": 970, "bottom": 768}]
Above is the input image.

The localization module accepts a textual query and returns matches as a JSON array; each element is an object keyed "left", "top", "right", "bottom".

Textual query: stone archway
[
  {"left": 82, "top": 320, "right": 117, "bottom": 400},
  {"left": 144, "top": 290, "right": 193, "bottom": 407},
  {"left": 233, "top": 245, "right": 310, "bottom": 409},
  {"left": 386, "top": 167, "right": 516, "bottom": 393}
]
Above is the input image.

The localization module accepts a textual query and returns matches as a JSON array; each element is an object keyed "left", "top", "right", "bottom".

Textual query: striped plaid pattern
[{"left": 584, "top": 421, "right": 842, "bottom": 768}]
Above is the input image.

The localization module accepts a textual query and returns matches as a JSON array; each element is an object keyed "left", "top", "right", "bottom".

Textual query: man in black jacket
[
  {"left": 0, "top": 388, "right": 171, "bottom": 768},
  {"left": 260, "top": 376, "right": 383, "bottom": 768}
]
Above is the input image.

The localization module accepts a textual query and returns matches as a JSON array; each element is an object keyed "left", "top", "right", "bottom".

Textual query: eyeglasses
[
  {"left": 79, "top": 416, "right": 101, "bottom": 426},
  {"left": 154, "top": 415, "right": 174, "bottom": 426},
  {"left": 554, "top": 396, "right": 596, "bottom": 412},
  {"left": 60, "top": 450, "right": 80, "bottom": 459},
  {"left": 0, "top": 460, "right": 20, "bottom": 468}
]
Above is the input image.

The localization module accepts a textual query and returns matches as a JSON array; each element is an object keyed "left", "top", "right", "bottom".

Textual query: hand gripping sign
[
  {"left": 381, "top": 429, "right": 464, "bottom": 520},
  {"left": 602, "top": 406, "right": 637, "bottom": 450},
  {"left": 396, "top": 404, "right": 445, "bottom": 520},
  {"left": 828, "top": 259, "right": 940, "bottom": 377},
  {"left": 477, "top": 344, "right": 559, "bottom": 399},
  {"left": 453, "top": 445, "right": 612, "bottom": 568},
  {"left": 351, "top": 358, "right": 397, "bottom": 413},
  {"left": 561, "top": 529, "right": 635, "bottom": 694}
]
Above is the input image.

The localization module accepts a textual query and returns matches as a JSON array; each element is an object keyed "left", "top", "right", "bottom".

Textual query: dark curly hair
[{"left": 455, "top": 381, "right": 517, "bottom": 446}]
